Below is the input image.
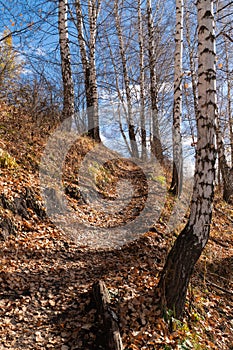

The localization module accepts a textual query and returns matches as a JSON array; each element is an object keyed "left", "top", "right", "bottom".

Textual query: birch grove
[{"left": 0, "top": 0, "right": 233, "bottom": 324}]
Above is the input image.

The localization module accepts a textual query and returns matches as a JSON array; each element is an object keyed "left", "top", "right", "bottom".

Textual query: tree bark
[
  {"left": 216, "top": 118, "right": 233, "bottom": 203},
  {"left": 87, "top": 0, "right": 101, "bottom": 141},
  {"left": 224, "top": 37, "right": 233, "bottom": 166},
  {"left": 104, "top": 30, "right": 132, "bottom": 156},
  {"left": 169, "top": 0, "right": 184, "bottom": 196},
  {"left": 146, "top": 0, "right": 164, "bottom": 164},
  {"left": 157, "top": 0, "right": 217, "bottom": 319},
  {"left": 137, "top": 0, "right": 147, "bottom": 160},
  {"left": 93, "top": 280, "right": 123, "bottom": 350},
  {"left": 184, "top": 4, "right": 198, "bottom": 120},
  {"left": 58, "top": 0, "right": 75, "bottom": 124},
  {"left": 114, "top": 0, "right": 139, "bottom": 158},
  {"left": 75, "top": 0, "right": 101, "bottom": 142}
]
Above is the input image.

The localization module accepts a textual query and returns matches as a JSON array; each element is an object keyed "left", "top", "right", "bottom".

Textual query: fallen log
[{"left": 92, "top": 280, "right": 123, "bottom": 350}]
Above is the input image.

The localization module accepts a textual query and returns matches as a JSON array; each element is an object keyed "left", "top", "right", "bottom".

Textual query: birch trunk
[
  {"left": 137, "top": 0, "right": 147, "bottom": 160},
  {"left": 105, "top": 30, "right": 132, "bottom": 155},
  {"left": 114, "top": 0, "right": 139, "bottom": 158},
  {"left": 224, "top": 38, "right": 233, "bottom": 166},
  {"left": 58, "top": 0, "right": 75, "bottom": 124},
  {"left": 169, "top": 0, "right": 183, "bottom": 196},
  {"left": 146, "top": 0, "right": 163, "bottom": 163},
  {"left": 184, "top": 4, "right": 198, "bottom": 119},
  {"left": 75, "top": 0, "right": 101, "bottom": 142},
  {"left": 216, "top": 118, "right": 233, "bottom": 203},
  {"left": 87, "top": 0, "right": 100, "bottom": 141},
  {"left": 157, "top": 0, "right": 217, "bottom": 319}
]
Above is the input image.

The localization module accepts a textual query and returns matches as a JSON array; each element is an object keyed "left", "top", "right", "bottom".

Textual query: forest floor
[{"left": 0, "top": 104, "right": 232, "bottom": 349}]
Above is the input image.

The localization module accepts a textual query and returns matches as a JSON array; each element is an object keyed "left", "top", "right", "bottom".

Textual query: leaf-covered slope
[{"left": 0, "top": 104, "right": 232, "bottom": 349}]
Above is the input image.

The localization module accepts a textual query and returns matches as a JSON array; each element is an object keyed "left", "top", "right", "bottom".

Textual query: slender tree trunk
[
  {"left": 75, "top": 0, "right": 101, "bottom": 142},
  {"left": 105, "top": 30, "right": 132, "bottom": 156},
  {"left": 169, "top": 0, "right": 184, "bottom": 196},
  {"left": 137, "top": 0, "right": 147, "bottom": 160},
  {"left": 58, "top": 0, "right": 75, "bottom": 124},
  {"left": 184, "top": 4, "right": 198, "bottom": 119},
  {"left": 114, "top": 0, "right": 139, "bottom": 158},
  {"left": 157, "top": 0, "right": 217, "bottom": 319},
  {"left": 216, "top": 117, "right": 233, "bottom": 203},
  {"left": 146, "top": 0, "right": 164, "bottom": 164},
  {"left": 183, "top": 83, "right": 196, "bottom": 145},
  {"left": 87, "top": 0, "right": 101, "bottom": 141},
  {"left": 224, "top": 38, "right": 233, "bottom": 166}
]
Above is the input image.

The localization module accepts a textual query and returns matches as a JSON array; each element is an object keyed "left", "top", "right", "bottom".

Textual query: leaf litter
[{"left": 0, "top": 103, "right": 232, "bottom": 349}]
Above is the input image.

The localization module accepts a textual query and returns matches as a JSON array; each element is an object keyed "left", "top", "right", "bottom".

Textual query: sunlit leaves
[{"left": 0, "top": 106, "right": 232, "bottom": 349}]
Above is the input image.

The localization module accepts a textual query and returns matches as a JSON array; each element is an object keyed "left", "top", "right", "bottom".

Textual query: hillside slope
[{"left": 0, "top": 104, "right": 232, "bottom": 349}]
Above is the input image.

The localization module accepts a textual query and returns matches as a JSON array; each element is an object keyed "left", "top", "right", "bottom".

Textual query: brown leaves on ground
[{"left": 0, "top": 104, "right": 232, "bottom": 349}]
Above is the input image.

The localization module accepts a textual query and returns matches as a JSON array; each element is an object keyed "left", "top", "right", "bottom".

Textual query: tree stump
[{"left": 92, "top": 280, "right": 123, "bottom": 350}]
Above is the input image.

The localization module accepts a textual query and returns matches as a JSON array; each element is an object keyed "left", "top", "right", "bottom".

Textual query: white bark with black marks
[
  {"left": 146, "top": 0, "right": 163, "bottom": 163},
  {"left": 157, "top": 0, "right": 217, "bottom": 319},
  {"left": 170, "top": 0, "right": 184, "bottom": 196},
  {"left": 75, "top": 0, "right": 101, "bottom": 141},
  {"left": 224, "top": 38, "right": 233, "bottom": 166},
  {"left": 58, "top": 0, "right": 75, "bottom": 123},
  {"left": 114, "top": 0, "right": 139, "bottom": 158},
  {"left": 137, "top": 0, "right": 147, "bottom": 160}
]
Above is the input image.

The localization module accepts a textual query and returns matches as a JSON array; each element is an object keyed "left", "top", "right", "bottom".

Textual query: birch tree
[
  {"left": 215, "top": 2, "right": 233, "bottom": 202},
  {"left": 114, "top": 0, "right": 139, "bottom": 158},
  {"left": 224, "top": 38, "right": 233, "bottom": 166},
  {"left": 58, "top": 0, "right": 75, "bottom": 123},
  {"left": 137, "top": 0, "right": 147, "bottom": 160},
  {"left": 184, "top": 2, "right": 198, "bottom": 120},
  {"left": 169, "top": 0, "right": 183, "bottom": 196},
  {"left": 146, "top": 0, "right": 164, "bottom": 163},
  {"left": 156, "top": 0, "right": 217, "bottom": 318},
  {"left": 75, "top": 0, "right": 101, "bottom": 142},
  {"left": 104, "top": 30, "right": 132, "bottom": 156},
  {"left": 216, "top": 117, "right": 233, "bottom": 203}
]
